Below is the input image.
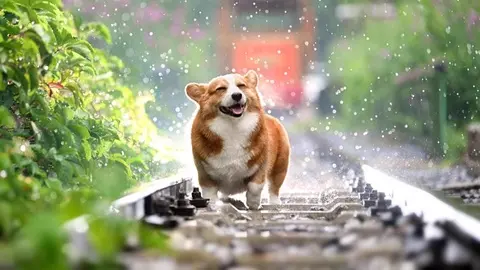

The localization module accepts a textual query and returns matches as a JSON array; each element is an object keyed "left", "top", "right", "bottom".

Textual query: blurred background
[{"left": 63, "top": 0, "right": 480, "bottom": 164}]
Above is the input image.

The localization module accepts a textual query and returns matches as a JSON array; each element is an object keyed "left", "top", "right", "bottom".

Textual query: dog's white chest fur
[{"left": 203, "top": 112, "right": 259, "bottom": 195}]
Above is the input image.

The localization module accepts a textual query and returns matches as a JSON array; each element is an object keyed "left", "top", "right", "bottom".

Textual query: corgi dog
[{"left": 185, "top": 70, "right": 290, "bottom": 210}]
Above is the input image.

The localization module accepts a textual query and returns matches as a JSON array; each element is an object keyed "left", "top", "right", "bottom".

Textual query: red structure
[{"left": 217, "top": 0, "right": 316, "bottom": 109}]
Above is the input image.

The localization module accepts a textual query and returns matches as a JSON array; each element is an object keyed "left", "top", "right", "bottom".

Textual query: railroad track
[
  {"left": 441, "top": 182, "right": 480, "bottom": 205},
  {"left": 64, "top": 162, "right": 480, "bottom": 270}
]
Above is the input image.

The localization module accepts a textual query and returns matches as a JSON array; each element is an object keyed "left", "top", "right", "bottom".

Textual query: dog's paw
[
  {"left": 246, "top": 182, "right": 263, "bottom": 211},
  {"left": 206, "top": 199, "right": 221, "bottom": 211},
  {"left": 246, "top": 196, "right": 262, "bottom": 211},
  {"left": 247, "top": 202, "right": 262, "bottom": 211},
  {"left": 269, "top": 195, "right": 282, "bottom": 205}
]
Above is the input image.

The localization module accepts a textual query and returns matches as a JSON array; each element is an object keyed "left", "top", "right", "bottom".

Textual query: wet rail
[{"left": 64, "top": 162, "right": 480, "bottom": 270}]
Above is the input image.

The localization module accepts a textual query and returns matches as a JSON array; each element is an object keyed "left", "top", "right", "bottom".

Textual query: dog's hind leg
[{"left": 268, "top": 143, "right": 290, "bottom": 205}]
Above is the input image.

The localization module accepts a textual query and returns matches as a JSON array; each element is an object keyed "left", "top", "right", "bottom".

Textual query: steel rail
[{"left": 362, "top": 164, "right": 480, "bottom": 241}]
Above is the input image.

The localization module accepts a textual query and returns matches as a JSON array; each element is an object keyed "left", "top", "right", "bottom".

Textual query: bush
[{"left": 0, "top": 0, "right": 178, "bottom": 267}]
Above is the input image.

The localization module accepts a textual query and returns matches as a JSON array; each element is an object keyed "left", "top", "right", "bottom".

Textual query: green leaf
[
  {"left": 0, "top": 0, "right": 21, "bottom": 17},
  {"left": 23, "top": 27, "right": 50, "bottom": 66},
  {"left": 67, "top": 40, "right": 94, "bottom": 61},
  {"left": 109, "top": 155, "right": 133, "bottom": 179},
  {"left": 59, "top": 126, "right": 76, "bottom": 148},
  {"left": 127, "top": 155, "right": 148, "bottom": 169},
  {"left": 22, "top": 38, "right": 41, "bottom": 66},
  {"left": 30, "top": 121, "right": 43, "bottom": 140},
  {"left": 14, "top": 69, "right": 29, "bottom": 97},
  {"left": 0, "top": 72, "right": 5, "bottom": 91},
  {"left": 67, "top": 123, "right": 90, "bottom": 140},
  {"left": 0, "top": 106, "right": 15, "bottom": 128},
  {"left": 64, "top": 82, "right": 84, "bottom": 107},
  {"left": 0, "top": 152, "right": 11, "bottom": 170},
  {"left": 81, "top": 141, "right": 92, "bottom": 161},
  {"left": 26, "top": 7, "right": 40, "bottom": 24},
  {"left": 80, "top": 22, "right": 112, "bottom": 44},
  {"left": 40, "top": 129, "right": 57, "bottom": 150},
  {"left": 79, "top": 61, "right": 97, "bottom": 75},
  {"left": 31, "top": 92, "right": 50, "bottom": 112},
  {"left": 32, "top": 1, "right": 61, "bottom": 17},
  {"left": 47, "top": 21, "right": 63, "bottom": 44},
  {"left": 61, "top": 107, "right": 74, "bottom": 123},
  {"left": 44, "top": 177, "right": 62, "bottom": 191},
  {"left": 28, "top": 66, "right": 39, "bottom": 91},
  {"left": 56, "top": 160, "right": 73, "bottom": 183}
]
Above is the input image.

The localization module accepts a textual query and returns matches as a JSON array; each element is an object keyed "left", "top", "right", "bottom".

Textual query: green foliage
[
  {"left": 444, "top": 125, "right": 467, "bottom": 162},
  {"left": 329, "top": 1, "right": 480, "bottom": 160},
  {"left": 13, "top": 212, "right": 68, "bottom": 270},
  {"left": 0, "top": 0, "right": 177, "bottom": 268},
  {"left": 64, "top": 0, "right": 219, "bottom": 126}
]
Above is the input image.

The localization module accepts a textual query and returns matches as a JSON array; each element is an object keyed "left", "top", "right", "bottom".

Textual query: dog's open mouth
[{"left": 220, "top": 103, "right": 245, "bottom": 117}]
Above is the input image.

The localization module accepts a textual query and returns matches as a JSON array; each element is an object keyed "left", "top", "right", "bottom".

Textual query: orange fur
[{"left": 185, "top": 70, "right": 290, "bottom": 209}]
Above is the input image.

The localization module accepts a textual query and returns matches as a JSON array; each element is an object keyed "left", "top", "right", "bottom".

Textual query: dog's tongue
[{"left": 230, "top": 104, "right": 244, "bottom": 115}]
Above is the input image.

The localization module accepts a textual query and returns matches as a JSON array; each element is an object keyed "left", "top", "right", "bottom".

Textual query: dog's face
[{"left": 185, "top": 70, "right": 263, "bottom": 119}]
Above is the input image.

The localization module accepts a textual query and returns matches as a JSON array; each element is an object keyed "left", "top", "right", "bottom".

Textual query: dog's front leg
[
  {"left": 195, "top": 161, "right": 219, "bottom": 209},
  {"left": 200, "top": 181, "right": 218, "bottom": 211},
  {"left": 201, "top": 185, "right": 218, "bottom": 203},
  {"left": 246, "top": 169, "right": 266, "bottom": 210},
  {"left": 198, "top": 171, "right": 217, "bottom": 202}
]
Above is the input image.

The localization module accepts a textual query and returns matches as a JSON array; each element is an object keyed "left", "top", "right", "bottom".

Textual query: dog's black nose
[{"left": 231, "top": 93, "right": 242, "bottom": 101}]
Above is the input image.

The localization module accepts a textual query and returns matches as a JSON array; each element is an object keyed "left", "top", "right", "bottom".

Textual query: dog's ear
[
  {"left": 244, "top": 70, "right": 258, "bottom": 87},
  {"left": 185, "top": 83, "right": 207, "bottom": 103}
]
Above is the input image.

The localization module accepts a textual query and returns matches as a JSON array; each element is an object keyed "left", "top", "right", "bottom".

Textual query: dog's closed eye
[
  {"left": 237, "top": 83, "right": 246, "bottom": 88},
  {"left": 216, "top": 86, "right": 227, "bottom": 91}
]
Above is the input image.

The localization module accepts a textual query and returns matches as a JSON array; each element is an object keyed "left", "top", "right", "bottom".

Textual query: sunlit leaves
[
  {"left": 80, "top": 22, "right": 112, "bottom": 44},
  {"left": 81, "top": 140, "right": 92, "bottom": 161},
  {"left": 66, "top": 39, "right": 94, "bottom": 61},
  {"left": 0, "top": 0, "right": 21, "bottom": 17},
  {"left": 0, "top": 106, "right": 15, "bottom": 128},
  {"left": 31, "top": 1, "right": 62, "bottom": 18},
  {"left": 64, "top": 82, "right": 84, "bottom": 107},
  {"left": 0, "top": 0, "right": 179, "bottom": 266},
  {"left": 68, "top": 123, "right": 90, "bottom": 140}
]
